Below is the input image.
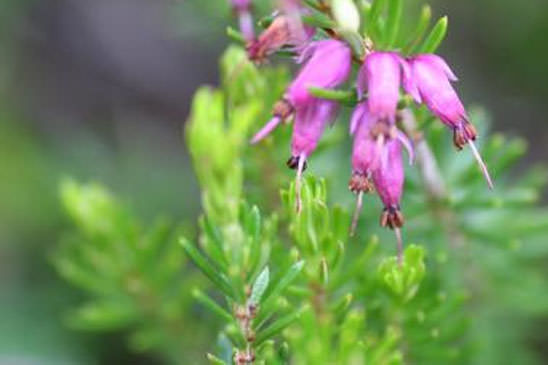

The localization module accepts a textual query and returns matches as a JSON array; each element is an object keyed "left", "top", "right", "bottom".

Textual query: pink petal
[
  {"left": 416, "top": 54, "right": 458, "bottom": 81},
  {"left": 250, "top": 116, "right": 282, "bottom": 144},
  {"left": 402, "top": 59, "right": 422, "bottom": 103}
]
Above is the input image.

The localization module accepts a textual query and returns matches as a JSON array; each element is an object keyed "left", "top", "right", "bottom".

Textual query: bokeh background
[{"left": 1, "top": 0, "right": 547, "bottom": 363}]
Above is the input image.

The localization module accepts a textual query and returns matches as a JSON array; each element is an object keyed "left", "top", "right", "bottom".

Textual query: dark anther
[
  {"left": 348, "top": 173, "right": 373, "bottom": 193},
  {"left": 272, "top": 99, "right": 294, "bottom": 120},
  {"left": 453, "top": 122, "right": 477, "bottom": 150},
  {"left": 452, "top": 129, "right": 466, "bottom": 150},
  {"left": 380, "top": 206, "right": 404, "bottom": 229},
  {"left": 287, "top": 155, "right": 307, "bottom": 171}
]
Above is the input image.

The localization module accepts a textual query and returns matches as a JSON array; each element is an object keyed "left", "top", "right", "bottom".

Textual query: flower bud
[{"left": 332, "top": 0, "right": 361, "bottom": 33}]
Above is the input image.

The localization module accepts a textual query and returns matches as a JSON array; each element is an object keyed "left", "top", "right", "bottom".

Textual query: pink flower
[
  {"left": 250, "top": 40, "right": 350, "bottom": 145},
  {"left": 279, "top": 0, "right": 311, "bottom": 47},
  {"left": 372, "top": 138, "right": 406, "bottom": 265},
  {"left": 350, "top": 103, "right": 378, "bottom": 185},
  {"left": 348, "top": 102, "right": 410, "bottom": 265},
  {"left": 287, "top": 40, "right": 352, "bottom": 107},
  {"left": 290, "top": 99, "right": 338, "bottom": 160},
  {"left": 348, "top": 103, "right": 377, "bottom": 235},
  {"left": 348, "top": 102, "right": 413, "bottom": 239},
  {"left": 404, "top": 54, "right": 463, "bottom": 128},
  {"left": 373, "top": 139, "right": 404, "bottom": 225},
  {"left": 288, "top": 99, "right": 339, "bottom": 212},
  {"left": 357, "top": 52, "right": 406, "bottom": 123},
  {"left": 247, "top": 2, "right": 314, "bottom": 63},
  {"left": 404, "top": 54, "right": 493, "bottom": 189}
]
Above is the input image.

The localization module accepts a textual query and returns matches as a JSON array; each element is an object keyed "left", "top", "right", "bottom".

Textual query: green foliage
[
  {"left": 52, "top": 2, "right": 548, "bottom": 365},
  {"left": 378, "top": 245, "right": 426, "bottom": 302},
  {"left": 53, "top": 179, "right": 205, "bottom": 362}
]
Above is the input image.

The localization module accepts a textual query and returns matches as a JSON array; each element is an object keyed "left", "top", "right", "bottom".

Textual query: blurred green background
[{"left": 0, "top": 0, "right": 547, "bottom": 364}]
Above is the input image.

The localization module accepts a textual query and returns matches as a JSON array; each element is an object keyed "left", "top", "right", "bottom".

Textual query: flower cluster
[{"left": 233, "top": 0, "right": 492, "bottom": 263}]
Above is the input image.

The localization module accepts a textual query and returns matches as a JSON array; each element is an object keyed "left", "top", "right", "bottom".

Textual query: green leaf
[
  {"left": 383, "top": 0, "right": 403, "bottom": 48},
  {"left": 257, "top": 13, "right": 275, "bottom": 29},
  {"left": 377, "top": 244, "right": 426, "bottom": 302},
  {"left": 303, "top": 0, "right": 323, "bottom": 11},
  {"left": 331, "top": 293, "right": 353, "bottom": 320},
  {"left": 66, "top": 301, "right": 137, "bottom": 331},
  {"left": 250, "top": 266, "right": 270, "bottom": 305},
  {"left": 278, "top": 341, "right": 291, "bottom": 361},
  {"left": 216, "top": 334, "right": 234, "bottom": 364},
  {"left": 207, "top": 353, "right": 228, "bottom": 365},
  {"left": 262, "top": 261, "right": 305, "bottom": 307},
  {"left": 200, "top": 216, "right": 229, "bottom": 270},
  {"left": 416, "top": 16, "right": 448, "bottom": 54},
  {"left": 180, "top": 238, "right": 235, "bottom": 298},
  {"left": 226, "top": 26, "right": 245, "bottom": 44},
  {"left": 128, "top": 327, "right": 166, "bottom": 353},
  {"left": 320, "top": 257, "right": 329, "bottom": 286},
  {"left": 60, "top": 179, "right": 129, "bottom": 237},
  {"left": 404, "top": 5, "right": 431, "bottom": 54},
  {"left": 308, "top": 87, "right": 357, "bottom": 105},
  {"left": 255, "top": 306, "right": 308, "bottom": 345},
  {"left": 247, "top": 205, "right": 262, "bottom": 243},
  {"left": 339, "top": 30, "right": 365, "bottom": 59},
  {"left": 193, "top": 289, "right": 233, "bottom": 323},
  {"left": 302, "top": 11, "right": 337, "bottom": 29},
  {"left": 368, "top": 0, "right": 388, "bottom": 29},
  {"left": 339, "top": 309, "right": 365, "bottom": 361}
]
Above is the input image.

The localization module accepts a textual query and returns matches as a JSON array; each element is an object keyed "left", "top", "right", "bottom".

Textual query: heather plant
[{"left": 53, "top": 1, "right": 548, "bottom": 364}]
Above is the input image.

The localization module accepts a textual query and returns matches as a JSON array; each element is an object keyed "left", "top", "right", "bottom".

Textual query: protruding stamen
[
  {"left": 396, "top": 130, "right": 415, "bottom": 165},
  {"left": 350, "top": 191, "right": 363, "bottom": 237},
  {"left": 468, "top": 140, "right": 494, "bottom": 190},
  {"left": 250, "top": 116, "right": 281, "bottom": 144},
  {"left": 395, "top": 227, "right": 404, "bottom": 268},
  {"left": 295, "top": 153, "right": 306, "bottom": 214},
  {"left": 380, "top": 206, "right": 404, "bottom": 229},
  {"left": 375, "top": 134, "right": 386, "bottom": 169}
]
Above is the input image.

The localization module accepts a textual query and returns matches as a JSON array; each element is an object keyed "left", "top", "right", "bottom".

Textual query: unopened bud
[{"left": 332, "top": 0, "right": 361, "bottom": 33}]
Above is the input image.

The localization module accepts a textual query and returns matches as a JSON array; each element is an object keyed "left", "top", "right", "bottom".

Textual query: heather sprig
[
  {"left": 247, "top": 0, "right": 492, "bottom": 260},
  {"left": 50, "top": 1, "right": 548, "bottom": 364}
]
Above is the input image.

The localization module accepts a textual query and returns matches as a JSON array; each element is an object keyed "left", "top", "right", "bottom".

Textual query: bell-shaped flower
[
  {"left": 250, "top": 39, "right": 350, "bottom": 145},
  {"left": 404, "top": 54, "right": 493, "bottom": 189},
  {"left": 350, "top": 103, "right": 379, "bottom": 182},
  {"left": 247, "top": 1, "right": 314, "bottom": 63},
  {"left": 357, "top": 52, "right": 406, "bottom": 123},
  {"left": 279, "top": 0, "right": 312, "bottom": 47},
  {"left": 290, "top": 99, "right": 338, "bottom": 160},
  {"left": 372, "top": 139, "right": 406, "bottom": 265},
  {"left": 348, "top": 103, "right": 378, "bottom": 235},
  {"left": 287, "top": 39, "right": 352, "bottom": 107},
  {"left": 288, "top": 99, "right": 339, "bottom": 212},
  {"left": 348, "top": 103, "right": 414, "bottom": 236}
]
